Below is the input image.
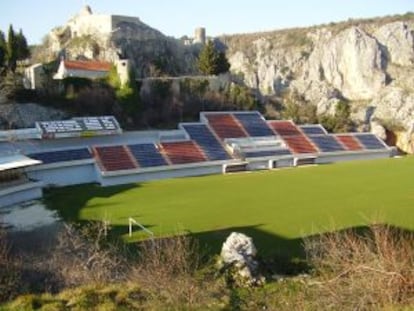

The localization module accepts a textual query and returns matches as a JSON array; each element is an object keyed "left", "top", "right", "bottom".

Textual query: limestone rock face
[
  {"left": 306, "top": 27, "right": 386, "bottom": 101},
  {"left": 225, "top": 17, "right": 414, "bottom": 152},
  {"left": 374, "top": 22, "right": 414, "bottom": 66},
  {"left": 370, "top": 120, "right": 387, "bottom": 140},
  {"left": 371, "top": 86, "right": 414, "bottom": 130},
  {"left": 229, "top": 38, "right": 304, "bottom": 95}
]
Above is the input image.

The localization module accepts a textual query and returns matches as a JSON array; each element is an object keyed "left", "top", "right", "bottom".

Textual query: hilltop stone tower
[{"left": 194, "top": 27, "right": 206, "bottom": 45}]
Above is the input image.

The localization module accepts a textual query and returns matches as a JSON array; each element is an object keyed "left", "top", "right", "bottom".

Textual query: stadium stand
[
  {"left": 268, "top": 120, "right": 303, "bottom": 136},
  {"left": 308, "top": 135, "right": 346, "bottom": 153},
  {"left": 233, "top": 112, "right": 275, "bottom": 137},
  {"left": 355, "top": 134, "right": 388, "bottom": 150},
  {"left": 281, "top": 135, "right": 319, "bottom": 154},
  {"left": 204, "top": 113, "right": 248, "bottom": 139},
  {"left": 128, "top": 143, "right": 168, "bottom": 168},
  {"left": 336, "top": 135, "right": 364, "bottom": 151},
  {"left": 160, "top": 141, "right": 208, "bottom": 165},
  {"left": 0, "top": 112, "right": 394, "bottom": 205},
  {"left": 93, "top": 145, "right": 137, "bottom": 171},
  {"left": 181, "top": 124, "right": 230, "bottom": 161},
  {"left": 299, "top": 125, "right": 328, "bottom": 135},
  {"left": 28, "top": 148, "right": 92, "bottom": 164},
  {"left": 268, "top": 121, "right": 318, "bottom": 154}
]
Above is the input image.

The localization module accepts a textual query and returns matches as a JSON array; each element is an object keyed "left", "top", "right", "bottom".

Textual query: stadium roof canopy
[{"left": 0, "top": 154, "right": 41, "bottom": 172}]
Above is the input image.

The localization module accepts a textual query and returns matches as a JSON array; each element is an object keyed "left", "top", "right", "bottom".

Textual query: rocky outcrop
[
  {"left": 374, "top": 21, "right": 414, "bottom": 66},
  {"left": 0, "top": 103, "right": 68, "bottom": 129},
  {"left": 304, "top": 27, "right": 386, "bottom": 101},
  {"left": 224, "top": 16, "right": 414, "bottom": 152},
  {"left": 218, "top": 232, "right": 264, "bottom": 287},
  {"left": 39, "top": 6, "right": 198, "bottom": 77}
]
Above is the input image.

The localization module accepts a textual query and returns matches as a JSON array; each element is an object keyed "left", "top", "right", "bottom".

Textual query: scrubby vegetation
[{"left": 1, "top": 221, "right": 413, "bottom": 310}]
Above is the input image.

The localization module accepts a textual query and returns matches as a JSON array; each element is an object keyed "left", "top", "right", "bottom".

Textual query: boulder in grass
[{"left": 218, "top": 232, "right": 265, "bottom": 287}]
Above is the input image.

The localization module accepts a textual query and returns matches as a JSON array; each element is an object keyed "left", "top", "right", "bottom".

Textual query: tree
[
  {"left": 6, "top": 25, "right": 17, "bottom": 71},
  {"left": 15, "top": 29, "right": 30, "bottom": 61},
  {"left": 0, "top": 30, "right": 6, "bottom": 68},
  {"left": 197, "top": 41, "right": 230, "bottom": 75},
  {"left": 216, "top": 51, "right": 230, "bottom": 74},
  {"left": 318, "top": 100, "right": 353, "bottom": 133}
]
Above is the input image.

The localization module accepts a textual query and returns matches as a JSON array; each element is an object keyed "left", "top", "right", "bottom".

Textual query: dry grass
[
  {"left": 0, "top": 229, "right": 21, "bottom": 302},
  {"left": 130, "top": 234, "right": 227, "bottom": 310},
  {"left": 50, "top": 222, "right": 128, "bottom": 289},
  {"left": 304, "top": 224, "right": 414, "bottom": 310}
]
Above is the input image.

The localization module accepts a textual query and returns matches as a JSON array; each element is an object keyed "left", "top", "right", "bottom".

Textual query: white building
[{"left": 53, "top": 59, "right": 112, "bottom": 80}]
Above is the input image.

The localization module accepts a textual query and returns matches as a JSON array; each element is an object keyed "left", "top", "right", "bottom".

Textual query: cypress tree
[
  {"left": 7, "top": 25, "right": 17, "bottom": 71},
  {"left": 0, "top": 30, "right": 6, "bottom": 68},
  {"left": 15, "top": 29, "right": 30, "bottom": 60}
]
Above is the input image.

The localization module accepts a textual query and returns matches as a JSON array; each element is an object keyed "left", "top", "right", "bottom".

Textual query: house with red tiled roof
[{"left": 53, "top": 60, "right": 112, "bottom": 80}]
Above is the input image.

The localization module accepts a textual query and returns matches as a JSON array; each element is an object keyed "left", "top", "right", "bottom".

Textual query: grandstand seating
[
  {"left": 181, "top": 124, "right": 230, "bottom": 161},
  {"left": 336, "top": 135, "right": 363, "bottom": 151},
  {"left": 233, "top": 112, "right": 275, "bottom": 137},
  {"left": 128, "top": 143, "right": 168, "bottom": 168},
  {"left": 308, "top": 135, "right": 346, "bottom": 152},
  {"left": 205, "top": 113, "right": 248, "bottom": 140},
  {"left": 268, "top": 121, "right": 303, "bottom": 136},
  {"left": 28, "top": 148, "right": 92, "bottom": 164},
  {"left": 282, "top": 135, "right": 319, "bottom": 154},
  {"left": 300, "top": 125, "right": 327, "bottom": 135},
  {"left": 355, "top": 134, "right": 387, "bottom": 150},
  {"left": 268, "top": 121, "right": 318, "bottom": 154},
  {"left": 93, "top": 145, "right": 137, "bottom": 171},
  {"left": 160, "top": 141, "right": 208, "bottom": 165}
]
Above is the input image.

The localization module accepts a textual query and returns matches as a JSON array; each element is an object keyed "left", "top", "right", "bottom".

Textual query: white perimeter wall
[
  {"left": 26, "top": 162, "right": 97, "bottom": 186},
  {"left": 0, "top": 182, "right": 43, "bottom": 208},
  {"left": 98, "top": 164, "right": 224, "bottom": 187}
]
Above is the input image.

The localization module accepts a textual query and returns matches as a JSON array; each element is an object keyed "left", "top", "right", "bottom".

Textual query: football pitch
[{"left": 45, "top": 156, "right": 414, "bottom": 257}]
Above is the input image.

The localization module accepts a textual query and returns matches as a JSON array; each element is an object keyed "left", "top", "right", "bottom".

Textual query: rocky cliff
[
  {"left": 35, "top": 6, "right": 198, "bottom": 78},
  {"left": 223, "top": 14, "right": 414, "bottom": 153}
]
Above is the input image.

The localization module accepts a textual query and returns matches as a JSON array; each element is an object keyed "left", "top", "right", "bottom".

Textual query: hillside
[{"left": 221, "top": 13, "right": 414, "bottom": 152}]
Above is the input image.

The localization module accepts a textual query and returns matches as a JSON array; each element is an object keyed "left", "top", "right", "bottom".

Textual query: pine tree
[
  {"left": 197, "top": 41, "right": 231, "bottom": 75},
  {"left": 197, "top": 41, "right": 218, "bottom": 75}
]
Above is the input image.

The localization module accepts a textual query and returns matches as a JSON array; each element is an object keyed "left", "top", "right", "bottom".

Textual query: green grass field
[{"left": 45, "top": 156, "right": 414, "bottom": 257}]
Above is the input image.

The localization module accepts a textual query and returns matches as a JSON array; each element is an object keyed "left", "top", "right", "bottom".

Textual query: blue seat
[
  {"left": 308, "top": 135, "right": 345, "bottom": 152},
  {"left": 300, "top": 125, "right": 327, "bottom": 135},
  {"left": 233, "top": 112, "right": 275, "bottom": 137},
  {"left": 128, "top": 144, "right": 167, "bottom": 167},
  {"left": 29, "top": 148, "right": 91, "bottom": 164},
  {"left": 355, "top": 134, "right": 387, "bottom": 150},
  {"left": 182, "top": 124, "right": 230, "bottom": 161}
]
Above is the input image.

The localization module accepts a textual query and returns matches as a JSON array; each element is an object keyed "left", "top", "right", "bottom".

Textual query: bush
[
  {"left": 0, "top": 229, "right": 21, "bottom": 302},
  {"left": 304, "top": 224, "right": 414, "bottom": 310},
  {"left": 130, "top": 234, "right": 224, "bottom": 310},
  {"left": 50, "top": 222, "right": 127, "bottom": 289}
]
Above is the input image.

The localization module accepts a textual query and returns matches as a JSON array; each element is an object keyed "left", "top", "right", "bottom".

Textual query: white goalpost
[{"left": 128, "top": 217, "right": 154, "bottom": 238}]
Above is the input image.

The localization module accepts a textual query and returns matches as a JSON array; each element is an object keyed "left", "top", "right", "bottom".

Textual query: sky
[{"left": 1, "top": 0, "right": 413, "bottom": 45}]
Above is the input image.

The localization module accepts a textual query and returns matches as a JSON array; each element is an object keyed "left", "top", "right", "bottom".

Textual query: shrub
[
  {"left": 130, "top": 234, "right": 224, "bottom": 310},
  {"left": 0, "top": 229, "right": 21, "bottom": 302},
  {"left": 50, "top": 222, "right": 127, "bottom": 289},
  {"left": 304, "top": 224, "right": 414, "bottom": 310}
]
